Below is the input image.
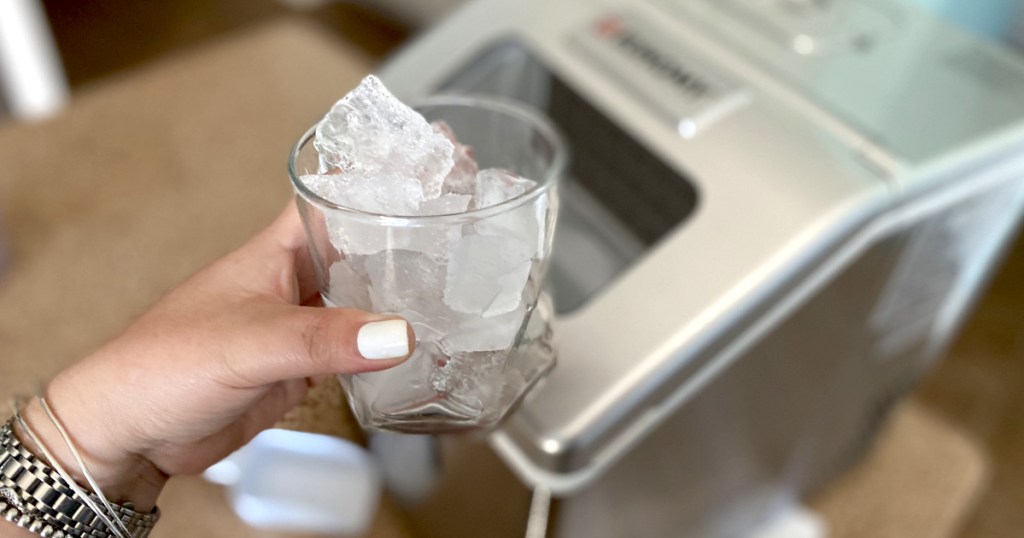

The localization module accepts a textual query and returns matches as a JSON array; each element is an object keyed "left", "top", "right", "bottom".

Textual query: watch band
[{"left": 0, "top": 419, "right": 159, "bottom": 537}]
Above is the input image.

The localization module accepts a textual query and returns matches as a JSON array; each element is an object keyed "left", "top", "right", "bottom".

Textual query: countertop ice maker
[{"left": 377, "top": 0, "right": 1024, "bottom": 535}]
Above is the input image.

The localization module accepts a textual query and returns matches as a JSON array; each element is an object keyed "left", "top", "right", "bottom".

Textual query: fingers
[
  {"left": 265, "top": 200, "right": 306, "bottom": 251},
  {"left": 224, "top": 306, "right": 416, "bottom": 388},
  {"left": 207, "top": 200, "right": 417, "bottom": 388},
  {"left": 267, "top": 200, "right": 321, "bottom": 304}
]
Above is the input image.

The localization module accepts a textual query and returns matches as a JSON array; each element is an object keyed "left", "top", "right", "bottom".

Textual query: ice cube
[
  {"left": 405, "top": 227, "right": 463, "bottom": 260},
  {"left": 442, "top": 301, "right": 528, "bottom": 353},
  {"left": 433, "top": 121, "right": 479, "bottom": 196},
  {"left": 398, "top": 194, "right": 473, "bottom": 260},
  {"left": 398, "top": 309, "right": 449, "bottom": 344},
  {"left": 331, "top": 173, "right": 425, "bottom": 216},
  {"left": 299, "top": 173, "right": 346, "bottom": 211},
  {"left": 414, "top": 194, "right": 471, "bottom": 217},
  {"left": 365, "top": 249, "right": 445, "bottom": 311},
  {"left": 304, "top": 155, "right": 426, "bottom": 218},
  {"left": 473, "top": 168, "right": 536, "bottom": 210},
  {"left": 322, "top": 196, "right": 471, "bottom": 259},
  {"left": 365, "top": 250, "right": 452, "bottom": 342},
  {"left": 311, "top": 75, "right": 455, "bottom": 213},
  {"left": 487, "top": 262, "right": 533, "bottom": 316},
  {"left": 444, "top": 234, "right": 532, "bottom": 316},
  {"left": 429, "top": 350, "right": 504, "bottom": 404},
  {"left": 325, "top": 258, "right": 371, "bottom": 310},
  {"left": 324, "top": 214, "right": 388, "bottom": 257},
  {"left": 475, "top": 191, "right": 549, "bottom": 259}
]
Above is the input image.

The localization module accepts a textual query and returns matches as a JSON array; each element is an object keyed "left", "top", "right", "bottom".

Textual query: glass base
[{"left": 341, "top": 294, "right": 557, "bottom": 434}]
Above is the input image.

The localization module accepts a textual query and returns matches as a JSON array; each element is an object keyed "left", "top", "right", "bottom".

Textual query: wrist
[{"left": 18, "top": 398, "right": 167, "bottom": 511}]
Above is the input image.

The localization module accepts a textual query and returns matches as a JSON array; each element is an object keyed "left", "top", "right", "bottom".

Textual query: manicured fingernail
[{"left": 357, "top": 319, "right": 410, "bottom": 360}]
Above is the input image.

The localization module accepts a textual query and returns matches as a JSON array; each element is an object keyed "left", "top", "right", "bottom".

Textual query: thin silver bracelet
[
  {"left": 1, "top": 398, "right": 158, "bottom": 537},
  {"left": 38, "top": 396, "right": 131, "bottom": 538},
  {"left": 11, "top": 398, "right": 126, "bottom": 537}
]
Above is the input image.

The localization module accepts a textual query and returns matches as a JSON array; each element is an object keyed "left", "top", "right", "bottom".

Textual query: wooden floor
[
  {"left": 40, "top": 0, "right": 411, "bottom": 87},
  {"left": 26, "top": 1, "right": 1024, "bottom": 535},
  {"left": 917, "top": 229, "right": 1024, "bottom": 537}
]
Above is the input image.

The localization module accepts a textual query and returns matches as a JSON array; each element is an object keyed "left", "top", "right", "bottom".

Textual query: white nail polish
[{"left": 357, "top": 320, "right": 410, "bottom": 360}]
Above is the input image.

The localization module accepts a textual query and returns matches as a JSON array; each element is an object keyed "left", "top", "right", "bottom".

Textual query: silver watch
[{"left": 0, "top": 419, "right": 159, "bottom": 537}]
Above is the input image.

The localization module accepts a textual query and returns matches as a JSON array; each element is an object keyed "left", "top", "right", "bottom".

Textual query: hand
[{"left": 14, "top": 202, "right": 414, "bottom": 511}]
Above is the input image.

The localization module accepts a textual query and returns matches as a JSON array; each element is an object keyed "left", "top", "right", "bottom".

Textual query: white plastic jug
[{"left": 204, "top": 429, "right": 381, "bottom": 536}]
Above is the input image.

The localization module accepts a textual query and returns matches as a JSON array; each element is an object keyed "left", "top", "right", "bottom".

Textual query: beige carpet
[{"left": 0, "top": 19, "right": 413, "bottom": 538}]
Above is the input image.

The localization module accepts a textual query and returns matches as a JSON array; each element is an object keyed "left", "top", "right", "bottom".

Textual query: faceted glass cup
[{"left": 289, "top": 96, "right": 565, "bottom": 433}]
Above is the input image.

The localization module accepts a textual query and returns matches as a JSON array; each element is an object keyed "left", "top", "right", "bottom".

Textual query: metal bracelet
[
  {"left": 38, "top": 396, "right": 131, "bottom": 537},
  {"left": 0, "top": 418, "right": 160, "bottom": 537}
]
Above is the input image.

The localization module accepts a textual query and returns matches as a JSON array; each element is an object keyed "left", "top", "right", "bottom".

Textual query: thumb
[{"left": 225, "top": 306, "right": 416, "bottom": 387}]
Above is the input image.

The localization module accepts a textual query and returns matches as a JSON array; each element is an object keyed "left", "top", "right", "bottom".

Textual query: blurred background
[
  {"left": 1, "top": 0, "right": 1024, "bottom": 537},
  {"left": 12, "top": 0, "right": 1024, "bottom": 96}
]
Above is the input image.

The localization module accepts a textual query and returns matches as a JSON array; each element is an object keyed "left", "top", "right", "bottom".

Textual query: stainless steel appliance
[{"left": 379, "top": 0, "right": 1024, "bottom": 535}]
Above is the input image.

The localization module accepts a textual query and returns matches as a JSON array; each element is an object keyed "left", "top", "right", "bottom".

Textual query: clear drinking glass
[{"left": 289, "top": 96, "right": 565, "bottom": 433}]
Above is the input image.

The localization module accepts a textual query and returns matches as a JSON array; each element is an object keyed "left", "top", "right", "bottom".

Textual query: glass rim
[{"left": 287, "top": 94, "right": 567, "bottom": 225}]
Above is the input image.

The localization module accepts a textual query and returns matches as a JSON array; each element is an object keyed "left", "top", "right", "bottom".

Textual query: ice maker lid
[{"left": 666, "top": 0, "right": 1024, "bottom": 166}]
